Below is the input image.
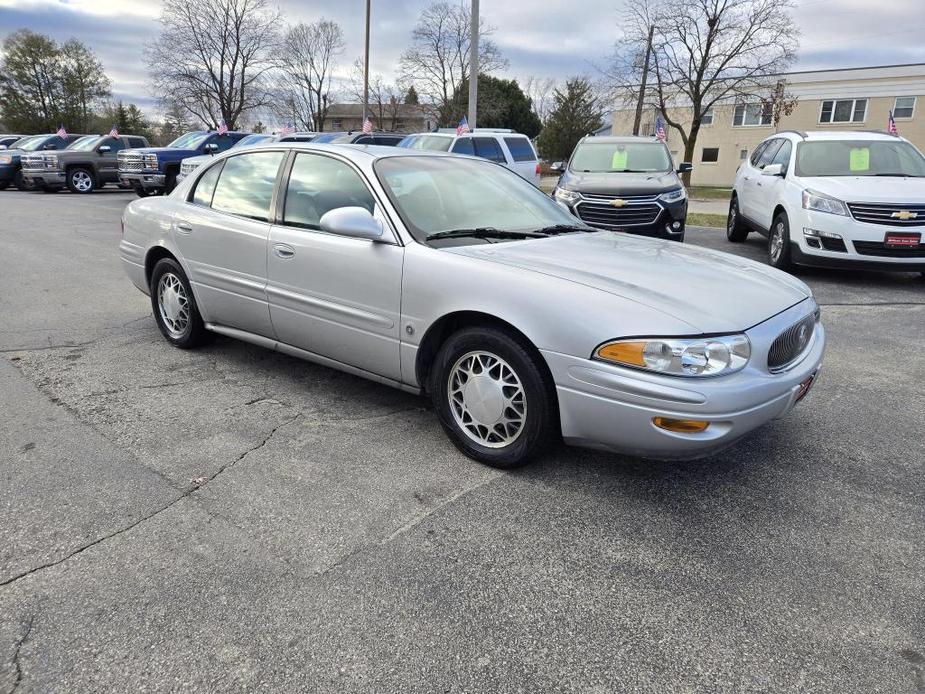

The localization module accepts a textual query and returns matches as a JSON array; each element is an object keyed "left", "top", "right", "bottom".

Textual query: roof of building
[{"left": 325, "top": 103, "right": 428, "bottom": 118}]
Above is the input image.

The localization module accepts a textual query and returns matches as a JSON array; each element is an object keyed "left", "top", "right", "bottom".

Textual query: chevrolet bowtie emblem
[
  {"left": 610, "top": 198, "right": 628, "bottom": 208},
  {"left": 891, "top": 210, "right": 918, "bottom": 220}
]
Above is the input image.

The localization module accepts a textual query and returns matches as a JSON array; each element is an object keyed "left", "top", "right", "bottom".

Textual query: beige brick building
[{"left": 612, "top": 63, "right": 925, "bottom": 186}]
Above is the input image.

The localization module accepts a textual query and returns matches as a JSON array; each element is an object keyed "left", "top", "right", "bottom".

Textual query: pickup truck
[
  {"left": 21, "top": 134, "right": 150, "bottom": 194},
  {"left": 118, "top": 130, "right": 248, "bottom": 197},
  {"left": 0, "top": 133, "right": 86, "bottom": 191}
]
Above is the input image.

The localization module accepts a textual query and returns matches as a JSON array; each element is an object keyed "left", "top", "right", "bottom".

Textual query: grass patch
[
  {"left": 686, "top": 212, "right": 726, "bottom": 228},
  {"left": 688, "top": 186, "right": 732, "bottom": 200}
]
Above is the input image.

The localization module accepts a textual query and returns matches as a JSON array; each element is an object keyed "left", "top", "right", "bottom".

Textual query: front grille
[
  {"left": 853, "top": 240, "right": 925, "bottom": 258},
  {"left": 768, "top": 313, "right": 817, "bottom": 372},
  {"left": 820, "top": 237, "right": 847, "bottom": 252},
  {"left": 574, "top": 194, "right": 662, "bottom": 228},
  {"left": 118, "top": 152, "right": 147, "bottom": 172},
  {"left": 847, "top": 202, "right": 925, "bottom": 226},
  {"left": 180, "top": 161, "right": 198, "bottom": 177},
  {"left": 21, "top": 154, "right": 55, "bottom": 172}
]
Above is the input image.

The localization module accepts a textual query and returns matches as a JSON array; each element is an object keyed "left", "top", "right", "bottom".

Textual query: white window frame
[
  {"left": 700, "top": 108, "right": 714, "bottom": 126},
  {"left": 732, "top": 103, "right": 772, "bottom": 127},
  {"left": 893, "top": 96, "right": 916, "bottom": 120},
  {"left": 818, "top": 98, "right": 867, "bottom": 124}
]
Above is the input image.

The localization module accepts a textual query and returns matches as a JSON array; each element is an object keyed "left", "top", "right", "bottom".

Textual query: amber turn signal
[
  {"left": 596, "top": 341, "right": 647, "bottom": 367},
  {"left": 652, "top": 417, "right": 710, "bottom": 433}
]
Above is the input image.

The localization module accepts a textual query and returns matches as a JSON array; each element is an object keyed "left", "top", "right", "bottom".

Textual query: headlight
[
  {"left": 658, "top": 187, "right": 687, "bottom": 203},
  {"left": 0, "top": 155, "right": 12, "bottom": 165},
  {"left": 45, "top": 155, "right": 58, "bottom": 167},
  {"left": 553, "top": 187, "right": 581, "bottom": 205},
  {"left": 144, "top": 154, "right": 159, "bottom": 169},
  {"left": 802, "top": 189, "right": 848, "bottom": 216},
  {"left": 595, "top": 335, "right": 751, "bottom": 377}
]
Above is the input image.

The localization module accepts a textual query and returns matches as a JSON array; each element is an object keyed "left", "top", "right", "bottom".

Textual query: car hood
[
  {"left": 803, "top": 176, "right": 925, "bottom": 202},
  {"left": 445, "top": 232, "right": 810, "bottom": 334},
  {"left": 560, "top": 170, "right": 680, "bottom": 196}
]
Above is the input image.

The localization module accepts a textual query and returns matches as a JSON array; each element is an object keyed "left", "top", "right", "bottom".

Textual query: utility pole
[
  {"left": 632, "top": 24, "right": 654, "bottom": 136},
  {"left": 468, "top": 0, "right": 479, "bottom": 129},
  {"left": 363, "top": 0, "right": 371, "bottom": 125}
]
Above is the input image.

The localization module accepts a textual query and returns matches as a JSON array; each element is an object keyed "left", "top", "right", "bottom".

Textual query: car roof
[
  {"left": 800, "top": 130, "right": 903, "bottom": 141},
  {"left": 581, "top": 136, "right": 663, "bottom": 144},
  {"left": 234, "top": 141, "right": 461, "bottom": 161}
]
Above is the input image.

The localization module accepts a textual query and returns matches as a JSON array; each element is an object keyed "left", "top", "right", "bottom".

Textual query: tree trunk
[{"left": 681, "top": 123, "right": 700, "bottom": 187}]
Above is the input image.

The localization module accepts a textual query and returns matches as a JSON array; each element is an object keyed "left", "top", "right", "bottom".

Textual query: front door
[
  {"left": 96, "top": 137, "right": 123, "bottom": 183},
  {"left": 752, "top": 139, "right": 792, "bottom": 229},
  {"left": 266, "top": 151, "right": 404, "bottom": 381},
  {"left": 172, "top": 150, "right": 286, "bottom": 338}
]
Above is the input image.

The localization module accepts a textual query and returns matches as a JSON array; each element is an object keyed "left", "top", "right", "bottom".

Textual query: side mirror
[
  {"left": 98, "top": 145, "right": 111, "bottom": 154},
  {"left": 761, "top": 163, "right": 784, "bottom": 177},
  {"left": 43, "top": 143, "right": 58, "bottom": 150},
  {"left": 677, "top": 162, "right": 693, "bottom": 173},
  {"left": 319, "top": 206, "right": 385, "bottom": 242},
  {"left": 204, "top": 143, "right": 219, "bottom": 154}
]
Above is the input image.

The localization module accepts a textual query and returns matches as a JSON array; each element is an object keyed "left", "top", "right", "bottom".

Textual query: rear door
[{"left": 502, "top": 136, "right": 539, "bottom": 184}]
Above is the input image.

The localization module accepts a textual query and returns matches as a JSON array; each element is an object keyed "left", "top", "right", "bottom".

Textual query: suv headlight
[
  {"left": 658, "top": 187, "right": 686, "bottom": 203},
  {"left": 802, "top": 189, "right": 848, "bottom": 216},
  {"left": 595, "top": 335, "right": 751, "bottom": 377},
  {"left": 553, "top": 187, "right": 581, "bottom": 205}
]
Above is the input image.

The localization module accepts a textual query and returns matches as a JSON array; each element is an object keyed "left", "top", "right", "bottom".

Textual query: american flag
[
  {"left": 280, "top": 121, "right": 295, "bottom": 136},
  {"left": 218, "top": 120, "right": 228, "bottom": 136},
  {"left": 109, "top": 125, "right": 119, "bottom": 138},
  {"left": 456, "top": 116, "right": 470, "bottom": 136},
  {"left": 362, "top": 118, "right": 372, "bottom": 135},
  {"left": 888, "top": 110, "right": 898, "bottom": 135},
  {"left": 655, "top": 115, "right": 667, "bottom": 141},
  {"left": 56, "top": 125, "right": 67, "bottom": 138}
]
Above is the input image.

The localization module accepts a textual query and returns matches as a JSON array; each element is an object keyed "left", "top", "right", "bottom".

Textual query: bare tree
[
  {"left": 276, "top": 20, "right": 345, "bottom": 132},
  {"left": 146, "top": 0, "right": 280, "bottom": 130},
  {"left": 347, "top": 58, "right": 407, "bottom": 131},
  {"left": 399, "top": 1, "right": 507, "bottom": 124},
  {"left": 609, "top": 0, "right": 799, "bottom": 182},
  {"left": 523, "top": 76, "right": 557, "bottom": 125},
  {"left": 764, "top": 79, "right": 799, "bottom": 128}
]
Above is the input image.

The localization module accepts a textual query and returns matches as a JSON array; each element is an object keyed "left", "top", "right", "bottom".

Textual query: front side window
[
  {"left": 209, "top": 134, "right": 240, "bottom": 153},
  {"left": 570, "top": 141, "right": 672, "bottom": 173},
  {"left": 756, "top": 139, "right": 783, "bottom": 168},
  {"left": 210, "top": 151, "right": 284, "bottom": 221},
  {"left": 169, "top": 132, "right": 210, "bottom": 149},
  {"left": 503, "top": 137, "right": 537, "bottom": 162},
  {"left": 749, "top": 141, "right": 769, "bottom": 166},
  {"left": 451, "top": 138, "right": 475, "bottom": 156},
  {"left": 190, "top": 161, "right": 224, "bottom": 207},
  {"left": 473, "top": 137, "right": 505, "bottom": 163},
  {"left": 795, "top": 139, "right": 925, "bottom": 177},
  {"left": 819, "top": 99, "right": 867, "bottom": 124},
  {"left": 66, "top": 135, "right": 102, "bottom": 151},
  {"left": 283, "top": 153, "right": 375, "bottom": 231},
  {"left": 100, "top": 137, "right": 126, "bottom": 153},
  {"left": 894, "top": 96, "right": 916, "bottom": 119},
  {"left": 771, "top": 140, "right": 792, "bottom": 171},
  {"left": 701, "top": 147, "right": 719, "bottom": 163},
  {"left": 733, "top": 103, "right": 772, "bottom": 127}
]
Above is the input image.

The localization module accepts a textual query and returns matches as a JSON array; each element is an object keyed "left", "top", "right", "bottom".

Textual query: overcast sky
[{"left": 1, "top": 0, "right": 924, "bottom": 117}]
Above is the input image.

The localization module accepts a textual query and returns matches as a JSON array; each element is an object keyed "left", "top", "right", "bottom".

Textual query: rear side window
[
  {"left": 503, "top": 137, "right": 536, "bottom": 162},
  {"left": 451, "top": 138, "right": 475, "bottom": 156},
  {"left": 210, "top": 151, "right": 285, "bottom": 222},
  {"left": 283, "top": 153, "right": 375, "bottom": 231},
  {"left": 191, "top": 161, "right": 223, "bottom": 207},
  {"left": 473, "top": 137, "right": 505, "bottom": 163}
]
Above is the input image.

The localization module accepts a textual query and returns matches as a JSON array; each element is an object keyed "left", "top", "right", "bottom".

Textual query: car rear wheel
[
  {"left": 67, "top": 167, "right": 96, "bottom": 194},
  {"left": 149, "top": 258, "right": 211, "bottom": 349},
  {"left": 768, "top": 212, "right": 792, "bottom": 270},
  {"left": 0, "top": 181, "right": 8, "bottom": 191},
  {"left": 726, "top": 196, "right": 749, "bottom": 242},
  {"left": 430, "top": 326, "right": 557, "bottom": 468}
]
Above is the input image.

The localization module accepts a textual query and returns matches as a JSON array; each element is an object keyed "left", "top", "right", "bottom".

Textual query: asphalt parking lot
[{"left": 1, "top": 189, "right": 923, "bottom": 693}]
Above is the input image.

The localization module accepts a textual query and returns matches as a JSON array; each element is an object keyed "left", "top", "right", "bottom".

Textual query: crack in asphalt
[
  {"left": 0, "top": 415, "right": 302, "bottom": 591},
  {"left": 8, "top": 614, "right": 33, "bottom": 694}
]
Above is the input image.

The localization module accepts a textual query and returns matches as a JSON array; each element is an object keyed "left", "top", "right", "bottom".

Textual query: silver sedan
[{"left": 119, "top": 144, "right": 825, "bottom": 468}]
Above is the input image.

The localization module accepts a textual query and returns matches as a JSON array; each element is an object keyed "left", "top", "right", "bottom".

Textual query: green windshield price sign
[{"left": 849, "top": 147, "right": 870, "bottom": 172}]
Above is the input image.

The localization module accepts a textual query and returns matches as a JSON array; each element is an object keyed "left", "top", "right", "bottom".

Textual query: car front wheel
[
  {"left": 430, "top": 327, "right": 557, "bottom": 468},
  {"left": 727, "top": 196, "right": 749, "bottom": 242},
  {"left": 149, "top": 258, "right": 211, "bottom": 349},
  {"left": 67, "top": 167, "right": 96, "bottom": 194},
  {"left": 768, "top": 212, "right": 792, "bottom": 270}
]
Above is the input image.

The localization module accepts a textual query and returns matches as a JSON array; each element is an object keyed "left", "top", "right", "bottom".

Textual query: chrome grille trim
[
  {"left": 847, "top": 202, "right": 925, "bottom": 227},
  {"left": 574, "top": 194, "right": 663, "bottom": 228},
  {"left": 768, "top": 313, "right": 817, "bottom": 373},
  {"left": 118, "top": 152, "right": 148, "bottom": 173}
]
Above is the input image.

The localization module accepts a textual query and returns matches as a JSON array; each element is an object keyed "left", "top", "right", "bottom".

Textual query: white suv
[
  {"left": 398, "top": 129, "right": 541, "bottom": 185},
  {"left": 727, "top": 130, "right": 925, "bottom": 274}
]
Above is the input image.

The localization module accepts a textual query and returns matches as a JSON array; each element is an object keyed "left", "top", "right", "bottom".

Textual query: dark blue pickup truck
[
  {"left": 0, "top": 133, "right": 86, "bottom": 191},
  {"left": 118, "top": 130, "right": 248, "bottom": 197}
]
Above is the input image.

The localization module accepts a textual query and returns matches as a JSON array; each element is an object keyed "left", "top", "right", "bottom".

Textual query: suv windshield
[
  {"left": 398, "top": 135, "right": 453, "bottom": 152},
  {"left": 570, "top": 141, "right": 672, "bottom": 173},
  {"left": 67, "top": 135, "right": 104, "bottom": 151},
  {"left": 169, "top": 132, "right": 210, "bottom": 149},
  {"left": 795, "top": 139, "right": 925, "bottom": 177},
  {"left": 375, "top": 155, "right": 581, "bottom": 245}
]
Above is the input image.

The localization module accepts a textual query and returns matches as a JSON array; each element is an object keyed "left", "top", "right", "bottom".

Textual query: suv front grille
[
  {"left": 847, "top": 202, "right": 925, "bottom": 226},
  {"left": 768, "top": 313, "right": 817, "bottom": 373},
  {"left": 21, "top": 154, "right": 55, "bottom": 171},
  {"left": 853, "top": 240, "right": 925, "bottom": 258},
  {"left": 574, "top": 193, "right": 662, "bottom": 228},
  {"left": 118, "top": 152, "right": 146, "bottom": 172}
]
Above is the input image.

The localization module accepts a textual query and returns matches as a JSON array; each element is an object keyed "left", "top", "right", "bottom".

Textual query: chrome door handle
[
  {"left": 274, "top": 243, "right": 295, "bottom": 259},
  {"left": 176, "top": 222, "right": 193, "bottom": 234}
]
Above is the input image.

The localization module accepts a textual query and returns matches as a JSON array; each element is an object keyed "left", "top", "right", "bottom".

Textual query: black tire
[
  {"left": 0, "top": 180, "right": 8, "bottom": 191},
  {"left": 726, "top": 196, "right": 749, "bottom": 242},
  {"left": 149, "top": 258, "right": 211, "bottom": 349},
  {"left": 13, "top": 170, "right": 34, "bottom": 191},
  {"left": 66, "top": 167, "right": 96, "bottom": 194},
  {"left": 768, "top": 212, "right": 792, "bottom": 270},
  {"left": 163, "top": 171, "right": 177, "bottom": 194},
  {"left": 134, "top": 185, "right": 153, "bottom": 198},
  {"left": 429, "top": 326, "right": 557, "bottom": 469}
]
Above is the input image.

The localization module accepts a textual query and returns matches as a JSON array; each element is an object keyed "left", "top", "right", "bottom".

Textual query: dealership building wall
[{"left": 611, "top": 63, "right": 925, "bottom": 187}]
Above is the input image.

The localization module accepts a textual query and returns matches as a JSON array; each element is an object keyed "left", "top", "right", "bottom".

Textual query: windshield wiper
[
  {"left": 533, "top": 224, "right": 594, "bottom": 235},
  {"left": 871, "top": 173, "right": 924, "bottom": 177},
  {"left": 426, "top": 227, "right": 547, "bottom": 241}
]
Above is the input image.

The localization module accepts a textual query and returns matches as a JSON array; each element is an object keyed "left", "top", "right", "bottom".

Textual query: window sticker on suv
[{"left": 849, "top": 148, "right": 869, "bottom": 171}]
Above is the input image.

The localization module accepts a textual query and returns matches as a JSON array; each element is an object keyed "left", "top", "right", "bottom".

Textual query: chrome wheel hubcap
[
  {"left": 448, "top": 351, "right": 526, "bottom": 448},
  {"left": 72, "top": 171, "right": 92, "bottom": 192},
  {"left": 727, "top": 205, "right": 736, "bottom": 233},
  {"left": 157, "top": 273, "right": 190, "bottom": 337},
  {"left": 770, "top": 223, "right": 785, "bottom": 261}
]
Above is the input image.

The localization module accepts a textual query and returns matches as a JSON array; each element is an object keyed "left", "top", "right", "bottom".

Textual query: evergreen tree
[
  {"left": 404, "top": 85, "right": 420, "bottom": 105},
  {"left": 452, "top": 75, "right": 541, "bottom": 137},
  {"left": 536, "top": 77, "right": 602, "bottom": 161}
]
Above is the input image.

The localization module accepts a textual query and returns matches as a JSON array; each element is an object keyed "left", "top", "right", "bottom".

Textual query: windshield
[
  {"left": 311, "top": 133, "right": 344, "bottom": 143},
  {"left": 8, "top": 135, "right": 40, "bottom": 150},
  {"left": 570, "top": 141, "right": 672, "bottom": 173},
  {"left": 20, "top": 136, "right": 58, "bottom": 152},
  {"left": 795, "top": 139, "right": 925, "bottom": 177},
  {"left": 398, "top": 135, "right": 452, "bottom": 152},
  {"left": 168, "top": 132, "right": 210, "bottom": 149},
  {"left": 67, "top": 135, "right": 104, "bottom": 151},
  {"left": 375, "top": 155, "right": 582, "bottom": 245},
  {"left": 235, "top": 134, "right": 274, "bottom": 147}
]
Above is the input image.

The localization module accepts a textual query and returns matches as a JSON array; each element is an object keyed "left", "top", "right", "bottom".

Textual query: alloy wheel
[
  {"left": 447, "top": 351, "right": 526, "bottom": 448},
  {"left": 157, "top": 272, "right": 190, "bottom": 338},
  {"left": 770, "top": 222, "right": 785, "bottom": 262},
  {"left": 71, "top": 170, "right": 93, "bottom": 192}
]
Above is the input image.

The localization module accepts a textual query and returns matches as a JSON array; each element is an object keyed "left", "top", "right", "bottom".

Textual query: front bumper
[
  {"left": 120, "top": 172, "right": 165, "bottom": 190},
  {"left": 544, "top": 299, "right": 825, "bottom": 460},
  {"left": 22, "top": 171, "right": 65, "bottom": 186}
]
